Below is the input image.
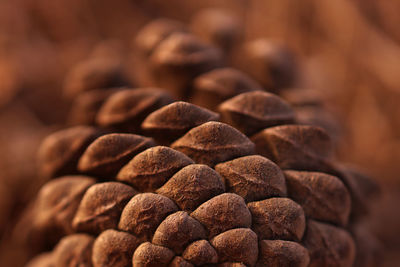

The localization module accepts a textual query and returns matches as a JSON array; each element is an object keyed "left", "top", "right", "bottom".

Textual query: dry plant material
[
  {"left": 191, "top": 193, "right": 251, "bottom": 238},
  {"left": 157, "top": 164, "right": 225, "bottom": 212},
  {"left": 215, "top": 155, "right": 287, "bottom": 202},
  {"left": 284, "top": 170, "right": 351, "bottom": 226},
  {"left": 117, "top": 146, "right": 194, "bottom": 192},
  {"left": 251, "top": 125, "right": 335, "bottom": 173},
  {"left": 92, "top": 229, "right": 140, "bottom": 267},
  {"left": 72, "top": 182, "right": 136, "bottom": 234},
  {"left": 96, "top": 88, "right": 174, "bottom": 132},
  {"left": 303, "top": 220, "right": 355, "bottom": 267},
  {"left": 257, "top": 240, "right": 310, "bottom": 267},
  {"left": 77, "top": 133, "right": 155, "bottom": 177},
  {"left": 37, "top": 126, "right": 102, "bottom": 178},
  {"left": 118, "top": 193, "right": 178, "bottom": 241},
  {"left": 181, "top": 240, "right": 218, "bottom": 265},
  {"left": 218, "top": 91, "right": 295, "bottom": 136},
  {"left": 142, "top": 101, "right": 219, "bottom": 143},
  {"left": 132, "top": 242, "right": 175, "bottom": 267},
  {"left": 191, "top": 68, "right": 262, "bottom": 110},
  {"left": 171, "top": 121, "right": 255, "bottom": 166},
  {"left": 248, "top": 197, "right": 306, "bottom": 241}
]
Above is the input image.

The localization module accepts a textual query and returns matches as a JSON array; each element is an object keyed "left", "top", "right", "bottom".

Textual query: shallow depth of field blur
[{"left": 0, "top": 0, "right": 399, "bottom": 266}]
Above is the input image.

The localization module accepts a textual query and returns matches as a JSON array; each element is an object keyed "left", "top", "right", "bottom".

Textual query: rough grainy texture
[
  {"left": 210, "top": 228, "right": 258, "bottom": 266},
  {"left": 156, "top": 164, "right": 225, "bottom": 211},
  {"left": 118, "top": 193, "right": 178, "bottom": 241},
  {"left": 72, "top": 182, "right": 136, "bottom": 234},
  {"left": 77, "top": 133, "right": 155, "bottom": 177},
  {"left": 215, "top": 155, "right": 287, "bottom": 202},
  {"left": 171, "top": 121, "right": 255, "bottom": 166},
  {"left": 251, "top": 125, "right": 335, "bottom": 173},
  {"left": 218, "top": 91, "right": 295, "bottom": 135},
  {"left": 191, "top": 68, "right": 262, "bottom": 111},
  {"left": 191, "top": 193, "right": 251, "bottom": 238},
  {"left": 142, "top": 101, "right": 220, "bottom": 143},
  {"left": 257, "top": 240, "right": 310, "bottom": 267},
  {"left": 152, "top": 211, "right": 207, "bottom": 254},
  {"left": 248, "top": 197, "right": 306, "bottom": 241},
  {"left": 132, "top": 242, "right": 175, "bottom": 267},
  {"left": 117, "top": 146, "right": 194, "bottom": 191},
  {"left": 37, "top": 126, "right": 102, "bottom": 178},
  {"left": 92, "top": 229, "right": 140, "bottom": 267},
  {"left": 181, "top": 240, "right": 218, "bottom": 265},
  {"left": 23, "top": 25, "right": 380, "bottom": 265},
  {"left": 284, "top": 170, "right": 351, "bottom": 226},
  {"left": 96, "top": 88, "right": 174, "bottom": 132}
]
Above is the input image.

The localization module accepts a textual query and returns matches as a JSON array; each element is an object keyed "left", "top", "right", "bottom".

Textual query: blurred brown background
[{"left": 0, "top": 0, "right": 399, "bottom": 266}]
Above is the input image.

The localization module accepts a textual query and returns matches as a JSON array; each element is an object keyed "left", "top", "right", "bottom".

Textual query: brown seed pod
[
  {"left": 215, "top": 155, "right": 287, "bottom": 202},
  {"left": 117, "top": 146, "right": 194, "bottom": 192},
  {"left": 182, "top": 240, "right": 218, "bottom": 265},
  {"left": 96, "top": 88, "right": 174, "bottom": 132},
  {"left": 239, "top": 39, "right": 298, "bottom": 91},
  {"left": 68, "top": 88, "right": 124, "bottom": 126},
  {"left": 63, "top": 58, "right": 129, "bottom": 100},
  {"left": 72, "top": 182, "right": 136, "bottom": 234},
  {"left": 150, "top": 33, "right": 223, "bottom": 98},
  {"left": 190, "top": 9, "right": 242, "bottom": 53},
  {"left": 135, "top": 18, "right": 188, "bottom": 57},
  {"left": 132, "top": 242, "right": 175, "bottom": 267},
  {"left": 257, "top": 240, "right": 310, "bottom": 267},
  {"left": 32, "top": 176, "right": 95, "bottom": 246},
  {"left": 77, "top": 133, "right": 155, "bottom": 177},
  {"left": 152, "top": 211, "right": 207, "bottom": 254},
  {"left": 169, "top": 257, "right": 194, "bottom": 267},
  {"left": 156, "top": 164, "right": 225, "bottom": 212},
  {"left": 284, "top": 170, "right": 351, "bottom": 226},
  {"left": 118, "top": 193, "right": 178, "bottom": 241},
  {"left": 25, "top": 253, "right": 54, "bottom": 267},
  {"left": 37, "top": 126, "right": 102, "bottom": 178},
  {"left": 251, "top": 125, "right": 335, "bottom": 173},
  {"left": 218, "top": 91, "right": 295, "bottom": 136},
  {"left": 303, "top": 220, "right": 355, "bottom": 267},
  {"left": 142, "top": 101, "right": 220, "bottom": 144},
  {"left": 248, "top": 197, "right": 306, "bottom": 241},
  {"left": 210, "top": 228, "right": 258, "bottom": 267},
  {"left": 191, "top": 193, "right": 251, "bottom": 238},
  {"left": 191, "top": 68, "right": 262, "bottom": 111},
  {"left": 171, "top": 121, "right": 255, "bottom": 166},
  {"left": 92, "top": 229, "right": 140, "bottom": 267},
  {"left": 52, "top": 234, "right": 94, "bottom": 267}
]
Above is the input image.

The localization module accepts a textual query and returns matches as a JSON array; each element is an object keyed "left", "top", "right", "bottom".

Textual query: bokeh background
[{"left": 0, "top": 0, "right": 399, "bottom": 266}]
